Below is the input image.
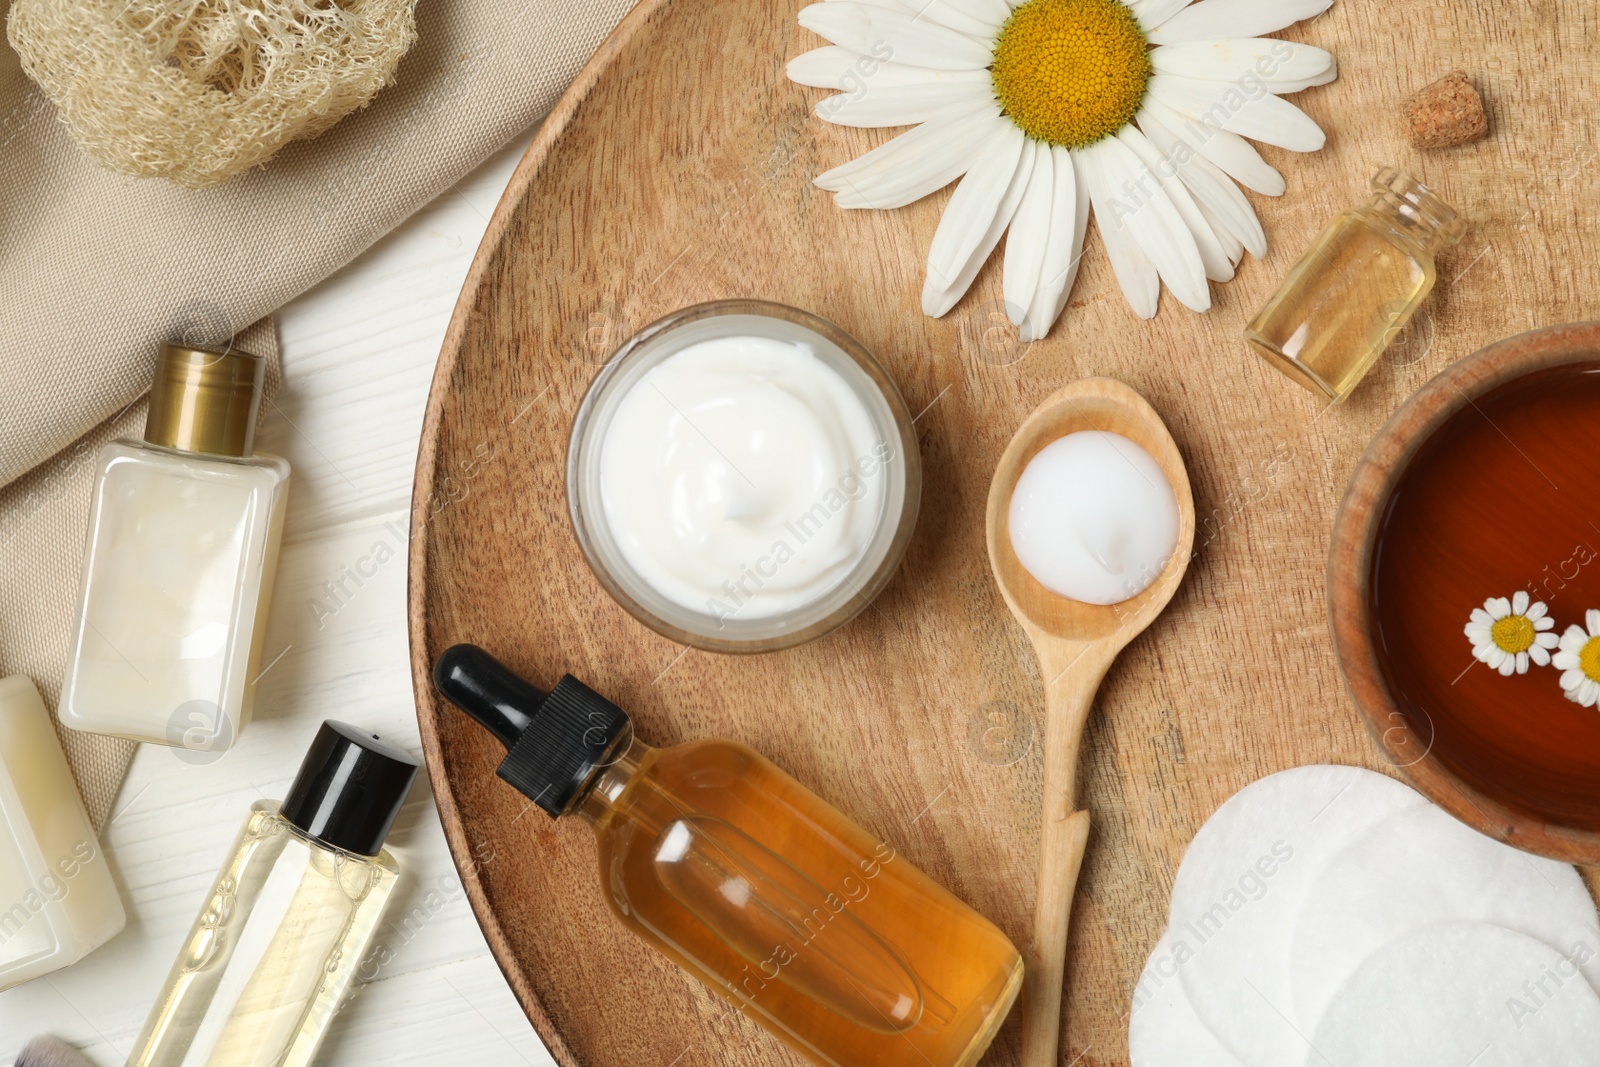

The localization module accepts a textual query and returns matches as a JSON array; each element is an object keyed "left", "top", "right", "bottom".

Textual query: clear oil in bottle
[
  {"left": 1245, "top": 167, "right": 1464, "bottom": 402},
  {"left": 126, "top": 722, "right": 417, "bottom": 1067}
]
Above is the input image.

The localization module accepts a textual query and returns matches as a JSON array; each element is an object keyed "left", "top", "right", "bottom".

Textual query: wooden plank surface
[{"left": 409, "top": 0, "right": 1600, "bottom": 1064}]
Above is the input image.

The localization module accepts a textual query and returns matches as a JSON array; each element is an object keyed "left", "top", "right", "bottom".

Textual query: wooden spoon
[{"left": 985, "top": 377, "right": 1195, "bottom": 1067}]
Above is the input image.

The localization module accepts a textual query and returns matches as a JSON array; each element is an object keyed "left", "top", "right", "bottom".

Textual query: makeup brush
[{"left": 15, "top": 1037, "right": 95, "bottom": 1067}]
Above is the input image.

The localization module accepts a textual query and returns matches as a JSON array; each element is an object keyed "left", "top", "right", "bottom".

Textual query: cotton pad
[
  {"left": 1129, "top": 932, "right": 1242, "bottom": 1067},
  {"left": 1290, "top": 802, "right": 1600, "bottom": 1032},
  {"left": 1306, "top": 921, "right": 1600, "bottom": 1067},
  {"left": 1169, "top": 765, "right": 1424, "bottom": 1066}
]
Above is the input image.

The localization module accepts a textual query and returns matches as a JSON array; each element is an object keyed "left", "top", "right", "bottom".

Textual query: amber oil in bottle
[
  {"left": 1245, "top": 167, "right": 1464, "bottom": 402},
  {"left": 435, "top": 645, "right": 1023, "bottom": 1067}
]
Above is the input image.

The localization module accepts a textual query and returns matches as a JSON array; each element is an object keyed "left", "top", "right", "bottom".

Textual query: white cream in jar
[
  {"left": 1008, "top": 431, "right": 1179, "bottom": 605},
  {"left": 598, "top": 335, "right": 891, "bottom": 621}
]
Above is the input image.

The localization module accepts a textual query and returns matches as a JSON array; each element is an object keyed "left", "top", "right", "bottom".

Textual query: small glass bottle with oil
[
  {"left": 434, "top": 644, "right": 1024, "bottom": 1067},
  {"left": 126, "top": 722, "right": 418, "bottom": 1067},
  {"left": 1245, "top": 167, "right": 1464, "bottom": 402}
]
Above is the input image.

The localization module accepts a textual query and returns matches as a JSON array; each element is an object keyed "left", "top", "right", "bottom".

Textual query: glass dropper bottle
[{"left": 434, "top": 644, "right": 1023, "bottom": 1067}]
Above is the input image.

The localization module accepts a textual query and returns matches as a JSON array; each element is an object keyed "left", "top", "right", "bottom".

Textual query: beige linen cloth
[{"left": 0, "top": 0, "right": 633, "bottom": 828}]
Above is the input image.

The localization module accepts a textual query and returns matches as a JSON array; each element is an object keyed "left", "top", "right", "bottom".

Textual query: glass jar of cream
[{"left": 568, "top": 300, "right": 920, "bottom": 652}]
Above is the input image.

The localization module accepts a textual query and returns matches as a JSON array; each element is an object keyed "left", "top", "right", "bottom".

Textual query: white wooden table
[{"left": 0, "top": 127, "right": 558, "bottom": 1067}]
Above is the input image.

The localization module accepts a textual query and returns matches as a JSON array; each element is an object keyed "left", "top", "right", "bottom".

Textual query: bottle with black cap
[
  {"left": 60, "top": 340, "right": 291, "bottom": 753},
  {"left": 434, "top": 644, "right": 1024, "bottom": 1067},
  {"left": 127, "top": 721, "right": 418, "bottom": 1067}
]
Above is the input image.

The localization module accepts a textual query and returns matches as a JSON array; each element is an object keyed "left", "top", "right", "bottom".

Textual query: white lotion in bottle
[
  {"left": 0, "top": 675, "right": 125, "bottom": 991},
  {"left": 59, "top": 342, "right": 289, "bottom": 752}
]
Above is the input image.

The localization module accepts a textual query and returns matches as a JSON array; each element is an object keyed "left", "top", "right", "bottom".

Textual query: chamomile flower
[
  {"left": 789, "top": 0, "right": 1338, "bottom": 339},
  {"left": 1553, "top": 609, "right": 1600, "bottom": 708},
  {"left": 1464, "top": 591, "right": 1558, "bottom": 676}
]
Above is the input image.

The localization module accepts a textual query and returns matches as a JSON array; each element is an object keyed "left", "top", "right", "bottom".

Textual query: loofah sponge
[{"left": 7, "top": 0, "right": 417, "bottom": 189}]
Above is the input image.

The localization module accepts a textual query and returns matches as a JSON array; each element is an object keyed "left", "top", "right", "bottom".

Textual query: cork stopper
[{"left": 1402, "top": 71, "right": 1489, "bottom": 149}]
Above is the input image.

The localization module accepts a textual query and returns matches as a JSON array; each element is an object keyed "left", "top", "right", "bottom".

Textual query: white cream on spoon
[{"left": 1007, "top": 430, "right": 1179, "bottom": 605}]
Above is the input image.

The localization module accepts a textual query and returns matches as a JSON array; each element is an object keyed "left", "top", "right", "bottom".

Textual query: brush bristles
[{"left": 16, "top": 1036, "right": 95, "bottom": 1067}]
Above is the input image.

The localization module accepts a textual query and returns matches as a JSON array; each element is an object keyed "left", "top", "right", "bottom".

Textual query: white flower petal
[
  {"left": 1487, "top": 597, "right": 1511, "bottom": 619},
  {"left": 925, "top": 123, "right": 1026, "bottom": 289},
  {"left": 818, "top": 103, "right": 997, "bottom": 207},
  {"left": 1003, "top": 141, "right": 1055, "bottom": 326},
  {"left": 1588, "top": 608, "right": 1600, "bottom": 636},
  {"left": 1527, "top": 601, "right": 1548, "bottom": 621},
  {"left": 1530, "top": 645, "right": 1551, "bottom": 667},
  {"left": 816, "top": 80, "right": 994, "bottom": 127},
  {"left": 1150, "top": 40, "right": 1331, "bottom": 83},
  {"left": 1141, "top": 97, "right": 1284, "bottom": 197},
  {"left": 1464, "top": 624, "right": 1492, "bottom": 645},
  {"left": 1497, "top": 655, "right": 1516, "bottom": 677},
  {"left": 1148, "top": 0, "right": 1334, "bottom": 45},
  {"left": 1092, "top": 136, "right": 1211, "bottom": 311},
  {"left": 1022, "top": 145, "right": 1090, "bottom": 341},
  {"left": 1178, "top": 166, "right": 1266, "bottom": 259},
  {"left": 1515, "top": 651, "right": 1530, "bottom": 674},
  {"left": 1149, "top": 74, "right": 1326, "bottom": 152},
  {"left": 798, "top": 3, "right": 993, "bottom": 70},
  {"left": 1513, "top": 591, "right": 1530, "bottom": 614},
  {"left": 1536, "top": 631, "right": 1560, "bottom": 649},
  {"left": 1267, "top": 61, "right": 1338, "bottom": 95},
  {"left": 1128, "top": 0, "right": 1192, "bottom": 34},
  {"left": 788, "top": 46, "right": 992, "bottom": 90},
  {"left": 827, "top": 0, "right": 911, "bottom": 10},
  {"left": 1196, "top": 198, "right": 1242, "bottom": 264},
  {"left": 898, "top": 0, "right": 1008, "bottom": 38},
  {"left": 1470, "top": 607, "right": 1492, "bottom": 624},
  {"left": 922, "top": 124, "right": 1033, "bottom": 315},
  {"left": 1119, "top": 126, "right": 1234, "bottom": 282},
  {"left": 1081, "top": 142, "right": 1160, "bottom": 319}
]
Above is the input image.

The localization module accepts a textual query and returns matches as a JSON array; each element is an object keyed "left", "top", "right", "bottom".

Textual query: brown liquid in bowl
[{"left": 1372, "top": 363, "right": 1600, "bottom": 830}]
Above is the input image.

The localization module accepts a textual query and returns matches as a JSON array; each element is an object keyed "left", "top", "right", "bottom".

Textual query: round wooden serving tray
[{"left": 407, "top": 0, "right": 1600, "bottom": 1062}]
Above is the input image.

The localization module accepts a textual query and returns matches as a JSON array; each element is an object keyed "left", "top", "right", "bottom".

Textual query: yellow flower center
[
  {"left": 1580, "top": 636, "right": 1600, "bottom": 682},
  {"left": 1491, "top": 614, "right": 1536, "bottom": 655},
  {"left": 990, "top": 0, "right": 1151, "bottom": 149}
]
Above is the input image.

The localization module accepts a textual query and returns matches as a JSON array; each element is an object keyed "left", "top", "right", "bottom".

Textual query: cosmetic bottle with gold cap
[{"left": 59, "top": 342, "right": 289, "bottom": 752}]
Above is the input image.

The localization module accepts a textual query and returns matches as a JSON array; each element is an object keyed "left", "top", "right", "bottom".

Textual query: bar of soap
[{"left": 1403, "top": 71, "right": 1489, "bottom": 148}]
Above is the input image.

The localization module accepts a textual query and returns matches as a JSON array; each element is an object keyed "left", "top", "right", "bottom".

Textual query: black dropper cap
[
  {"left": 280, "top": 721, "right": 419, "bottom": 857},
  {"left": 433, "top": 644, "right": 631, "bottom": 819}
]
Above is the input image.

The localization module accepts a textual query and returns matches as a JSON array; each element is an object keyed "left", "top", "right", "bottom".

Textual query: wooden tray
[{"left": 407, "top": 0, "right": 1600, "bottom": 1062}]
